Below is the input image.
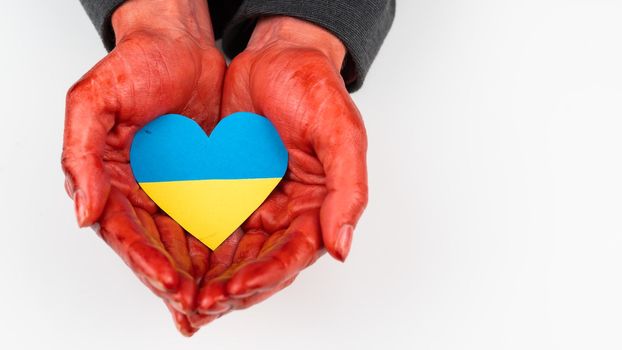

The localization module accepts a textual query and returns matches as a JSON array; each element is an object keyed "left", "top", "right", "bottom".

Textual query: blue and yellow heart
[{"left": 130, "top": 112, "right": 288, "bottom": 250}]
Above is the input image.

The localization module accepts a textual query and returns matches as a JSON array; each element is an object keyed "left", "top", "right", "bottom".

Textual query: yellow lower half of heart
[{"left": 139, "top": 178, "right": 281, "bottom": 250}]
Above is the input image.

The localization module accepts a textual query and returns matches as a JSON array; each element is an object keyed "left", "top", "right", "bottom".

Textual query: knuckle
[
  {"left": 65, "top": 74, "right": 110, "bottom": 114},
  {"left": 60, "top": 147, "right": 83, "bottom": 173},
  {"left": 60, "top": 155, "right": 73, "bottom": 172},
  {"left": 60, "top": 148, "right": 99, "bottom": 171},
  {"left": 65, "top": 78, "right": 93, "bottom": 106},
  {"left": 351, "top": 184, "right": 369, "bottom": 209}
]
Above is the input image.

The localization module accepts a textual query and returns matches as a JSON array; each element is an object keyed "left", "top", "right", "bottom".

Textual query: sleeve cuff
[{"left": 222, "top": 0, "right": 395, "bottom": 92}]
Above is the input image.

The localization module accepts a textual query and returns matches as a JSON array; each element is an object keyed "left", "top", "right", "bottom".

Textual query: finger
[
  {"left": 188, "top": 235, "right": 211, "bottom": 284},
  {"left": 229, "top": 276, "right": 296, "bottom": 311},
  {"left": 197, "top": 276, "right": 231, "bottom": 315},
  {"left": 165, "top": 301, "right": 198, "bottom": 337},
  {"left": 134, "top": 207, "right": 165, "bottom": 249},
  {"left": 188, "top": 312, "right": 219, "bottom": 329},
  {"left": 155, "top": 216, "right": 193, "bottom": 275},
  {"left": 197, "top": 270, "right": 294, "bottom": 316},
  {"left": 226, "top": 211, "right": 322, "bottom": 298},
  {"left": 243, "top": 182, "right": 324, "bottom": 235},
  {"left": 196, "top": 230, "right": 266, "bottom": 314},
  {"left": 62, "top": 79, "right": 115, "bottom": 226},
  {"left": 107, "top": 162, "right": 157, "bottom": 214},
  {"left": 314, "top": 106, "right": 368, "bottom": 262},
  {"left": 242, "top": 189, "right": 290, "bottom": 234},
  {"left": 137, "top": 271, "right": 196, "bottom": 315},
  {"left": 97, "top": 188, "right": 179, "bottom": 292},
  {"left": 206, "top": 228, "right": 243, "bottom": 278},
  {"left": 167, "top": 274, "right": 197, "bottom": 314},
  {"left": 233, "top": 230, "right": 268, "bottom": 264},
  {"left": 195, "top": 229, "right": 244, "bottom": 314},
  {"left": 136, "top": 207, "right": 198, "bottom": 312},
  {"left": 152, "top": 216, "right": 198, "bottom": 313}
]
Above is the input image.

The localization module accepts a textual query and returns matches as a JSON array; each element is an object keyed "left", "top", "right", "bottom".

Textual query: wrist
[
  {"left": 112, "top": 0, "right": 215, "bottom": 44},
  {"left": 247, "top": 16, "right": 346, "bottom": 71}
]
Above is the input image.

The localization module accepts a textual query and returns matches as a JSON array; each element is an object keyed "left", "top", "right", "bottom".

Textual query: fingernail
[
  {"left": 168, "top": 300, "right": 185, "bottom": 313},
  {"left": 205, "top": 302, "right": 231, "bottom": 315},
  {"left": 146, "top": 276, "right": 167, "bottom": 293},
  {"left": 74, "top": 189, "right": 88, "bottom": 226},
  {"left": 334, "top": 224, "right": 354, "bottom": 262},
  {"left": 64, "top": 177, "right": 74, "bottom": 198}
]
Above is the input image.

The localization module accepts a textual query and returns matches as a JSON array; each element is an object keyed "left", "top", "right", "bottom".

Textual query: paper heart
[{"left": 130, "top": 112, "right": 288, "bottom": 250}]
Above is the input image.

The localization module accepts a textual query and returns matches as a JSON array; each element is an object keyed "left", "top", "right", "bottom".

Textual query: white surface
[{"left": 2, "top": 1, "right": 622, "bottom": 349}]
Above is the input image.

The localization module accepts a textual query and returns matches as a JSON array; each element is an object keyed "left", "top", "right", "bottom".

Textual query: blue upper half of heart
[{"left": 130, "top": 113, "right": 288, "bottom": 182}]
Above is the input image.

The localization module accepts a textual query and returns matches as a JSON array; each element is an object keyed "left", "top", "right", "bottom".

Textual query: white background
[{"left": 2, "top": 1, "right": 622, "bottom": 349}]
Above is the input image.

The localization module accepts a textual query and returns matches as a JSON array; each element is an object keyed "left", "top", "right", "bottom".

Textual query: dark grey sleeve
[
  {"left": 79, "top": 0, "right": 395, "bottom": 91},
  {"left": 223, "top": 0, "right": 395, "bottom": 92},
  {"left": 79, "top": 0, "right": 125, "bottom": 51}
]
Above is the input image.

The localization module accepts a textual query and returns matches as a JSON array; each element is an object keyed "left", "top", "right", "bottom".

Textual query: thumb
[
  {"left": 315, "top": 111, "right": 369, "bottom": 262},
  {"left": 61, "top": 79, "right": 114, "bottom": 226}
]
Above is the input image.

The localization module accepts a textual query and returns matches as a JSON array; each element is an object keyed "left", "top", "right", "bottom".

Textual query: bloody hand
[
  {"left": 194, "top": 16, "right": 369, "bottom": 320},
  {"left": 61, "top": 0, "right": 225, "bottom": 335}
]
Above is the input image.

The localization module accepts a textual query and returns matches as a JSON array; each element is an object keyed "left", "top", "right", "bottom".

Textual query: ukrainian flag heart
[{"left": 130, "top": 112, "right": 288, "bottom": 250}]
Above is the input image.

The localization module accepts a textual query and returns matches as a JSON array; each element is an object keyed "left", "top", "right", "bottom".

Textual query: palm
[
  {"left": 64, "top": 29, "right": 225, "bottom": 210},
  {"left": 195, "top": 43, "right": 368, "bottom": 317}
]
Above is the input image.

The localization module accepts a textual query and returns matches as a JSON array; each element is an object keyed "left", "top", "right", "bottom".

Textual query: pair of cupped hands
[{"left": 62, "top": 0, "right": 367, "bottom": 336}]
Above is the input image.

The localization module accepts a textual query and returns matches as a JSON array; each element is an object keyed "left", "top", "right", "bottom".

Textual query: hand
[
  {"left": 61, "top": 0, "right": 225, "bottom": 335},
  {"left": 194, "top": 16, "right": 368, "bottom": 320}
]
